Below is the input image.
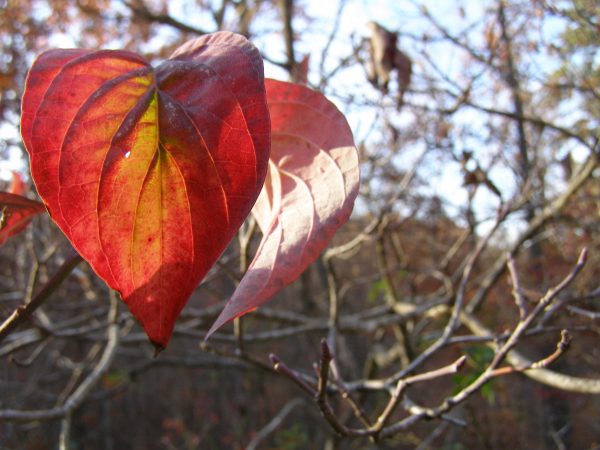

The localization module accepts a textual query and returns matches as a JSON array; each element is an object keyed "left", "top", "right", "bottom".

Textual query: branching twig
[
  {"left": 0, "top": 292, "right": 120, "bottom": 421},
  {"left": 389, "top": 204, "right": 509, "bottom": 382},
  {"left": 467, "top": 151, "right": 598, "bottom": 314},
  {"left": 122, "top": 0, "right": 208, "bottom": 35},
  {"left": 0, "top": 250, "right": 83, "bottom": 344},
  {"left": 246, "top": 398, "right": 305, "bottom": 450},
  {"left": 272, "top": 339, "right": 466, "bottom": 438},
  {"left": 490, "top": 329, "right": 572, "bottom": 376}
]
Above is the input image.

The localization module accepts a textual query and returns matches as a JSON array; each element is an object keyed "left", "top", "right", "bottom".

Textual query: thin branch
[
  {"left": 566, "top": 305, "right": 600, "bottom": 320},
  {"left": 0, "top": 250, "right": 83, "bottom": 344},
  {"left": 507, "top": 253, "right": 527, "bottom": 320},
  {"left": 467, "top": 151, "right": 598, "bottom": 314},
  {"left": 484, "top": 248, "right": 586, "bottom": 374},
  {"left": 325, "top": 148, "right": 426, "bottom": 261},
  {"left": 317, "top": 0, "right": 347, "bottom": 88},
  {"left": 279, "top": 0, "right": 296, "bottom": 75},
  {"left": 246, "top": 398, "right": 305, "bottom": 450},
  {"left": 312, "top": 248, "right": 592, "bottom": 438},
  {"left": 490, "top": 329, "right": 572, "bottom": 376},
  {"left": 371, "top": 356, "right": 467, "bottom": 435},
  {"left": 0, "top": 292, "right": 120, "bottom": 421},
  {"left": 314, "top": 339, "right": 349, "bottom": 436},
  {"left": 497, "top": 0, "right": 530, "bottom": 182},
  {"left": 460, "top": 251, "right": 600, "bottom": 394},
  {"left": 390, "top": 204, "right": 509, "bottom": 381},
  {"left": 272, "top": 339, "right": 466, "bottom": 438},
  {"left": 462, "top": 99, "right": 592, "bottom": 147},
  {"left": 122, "top": 0, "right": 209, "bottom": 35},
  {"left": 270, "top": 353, "right": 316, "bottom": 397}
]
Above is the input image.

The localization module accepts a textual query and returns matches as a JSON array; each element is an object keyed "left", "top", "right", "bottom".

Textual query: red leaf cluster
[{"left": 20, "top": 32, "right": 359, "bottom": 348}]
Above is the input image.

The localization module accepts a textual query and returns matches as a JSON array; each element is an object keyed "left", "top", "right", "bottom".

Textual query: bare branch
[
  {"left": 246, "top": 398, "right": 305, "bottom": 450},
  {"left": 0, "top": 292, "right": 120, "bottom": 421},
  {"left": 122, "top": 0, "right": 209, "bottom": 35},
  {"left": 0, "top": 250, "right": 83, "bottom": 344},
  {"left": 507, "top": 253, "right": 528, "bottom": 320}
]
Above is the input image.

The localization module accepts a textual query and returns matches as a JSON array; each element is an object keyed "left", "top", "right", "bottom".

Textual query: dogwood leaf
[
  {"left": 207, "top": 79, "right": 359, "bottom": 337},
  {"left": 21, "top": 32, "right": 270, "bottom": 349}
]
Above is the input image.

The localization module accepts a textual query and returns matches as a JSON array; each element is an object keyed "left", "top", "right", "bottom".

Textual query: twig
[
  {"left": 467, "top": 152, "right": 598, "bottom": 314},
  {"left": 122, "top": 0, "right": 208, "bottom": 35},
  {"left": 566, "top": 305, "right": 600, "bottom": 320},
  {"left": 270, "top": 353, "right": 316, "bottom": 397},
  {"left": 414, "top": 422, "right": 449, "bottom": 450},
  {"left": 59, "top": 413, "right": 72, "bottom": 450},
  {"left": 272, "top": 339, "right": 466, "bottom": 438},
  {"left": 390, "top": 204, "right": 509, "bottom": 382},
  {"left": 507, "top": 253, "right": 527, "bottom": 320},
  {"left": 483, "top": 249, "right": 586, "bottom": 377},
  {"left": 0, "top": 250, "right": 83, "bottom": 344},
  {"left": 374, "top": 249, "right": 590, "bottom": 436},
  {"left": 461, "top": 311, "right": 600, "bottom": 393},
  {"left": 497, "top": 0, "right": 530, "bottom": 183},
  {"left": 323, "top": 257, "right": 340, "bottom": 365},
  {"left": 233, "top": 217, "right": 257, "bottom": 355},
  {"left": 371, "top": 356, "right": 467, "bottom": 435},
  {"left": 246, "top": 398, "right": 305, "bottom": 450},
  {"left": 317, "top": 0, "right": 347, "bottom": 87},
  {"left": 0, "top": 292, "right": 120, "bottom": 421},
  {"left": 314, "top": 339, "right": 349, "bottom": 436},
  {"left": 280, "top": 0, "right": 296, "bottom": 74},
  {"left": 490, "top": 329, "right": 571, "bottom": 377}
]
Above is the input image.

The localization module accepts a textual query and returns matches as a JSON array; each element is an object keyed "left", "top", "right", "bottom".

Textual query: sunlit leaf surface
[{"left": 21, "top": 32, "right": 270, "bottom": 348}]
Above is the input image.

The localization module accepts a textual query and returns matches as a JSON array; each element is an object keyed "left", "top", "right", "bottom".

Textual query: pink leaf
[{"left": 207, "top": 79, "right": 359, "bottom": 337}]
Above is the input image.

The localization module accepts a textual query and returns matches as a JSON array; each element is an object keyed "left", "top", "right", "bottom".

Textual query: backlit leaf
[
  {"left": 207, "top": 79, "right": 359, "bottom": 337},
  {"left": 21, "top": 32, "right": 270, "bottom": 348},
  {"left": 0, "top": 192, "right": 45, "bottom": 245}
]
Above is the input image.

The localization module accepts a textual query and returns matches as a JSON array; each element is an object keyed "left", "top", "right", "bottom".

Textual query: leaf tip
[
  {"left": 152, "top": 341, "right": 165, "bottom": 357},
  {"left": 205, "top": 302, "right": 259, "bottom": 340},
  {"left": 204, "top": 318, "right": 224, "bottom": 341}
]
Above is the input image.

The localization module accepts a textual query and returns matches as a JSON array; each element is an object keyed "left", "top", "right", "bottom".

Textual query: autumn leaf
[
  {"left": 21, "top": 32, "right": 271, "bottom": 349},
  {"left": 207, "top": 79, "right": 359, "bottom": 337},
  {"left": 0, "top": 191, "right": 45, "bottom": 245},
  {"left": 9, "top": 171, "right": 26, "bottom": 195}
]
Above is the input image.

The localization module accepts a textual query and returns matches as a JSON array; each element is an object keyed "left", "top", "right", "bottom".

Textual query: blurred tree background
[{"left": 1, "top": 0, "right": 599, "bottom": 448}]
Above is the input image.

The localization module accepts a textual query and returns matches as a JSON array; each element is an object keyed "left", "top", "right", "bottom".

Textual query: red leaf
[
  {"left": 207, "top": 79, "right": 359, "bottom": 337},
  {"left": 9, "top": 171, "right": 26, "bottom": 195},
  {"left": 21, "top": 32, "right": 270, "bottom": 349},
  {"left": 0, "top": 192, "right": 45, "bottom": 245}
]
